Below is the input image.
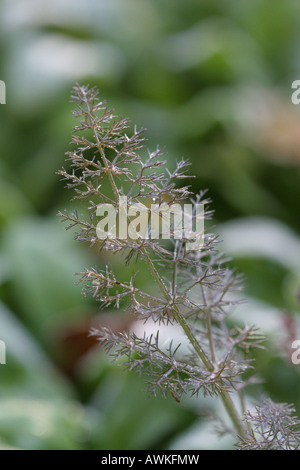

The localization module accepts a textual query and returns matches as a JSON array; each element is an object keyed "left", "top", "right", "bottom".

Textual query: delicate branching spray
[{"left": 58, "top": 84, "right": 300, "bottom": 450}]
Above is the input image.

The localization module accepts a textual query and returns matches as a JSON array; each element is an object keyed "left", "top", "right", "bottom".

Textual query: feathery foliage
[
  {"left": 58, "top": 84, "right": 299, "bottom": 448},
  {"left": 236, "top": 399, "right": 300, "bottom": 450}
]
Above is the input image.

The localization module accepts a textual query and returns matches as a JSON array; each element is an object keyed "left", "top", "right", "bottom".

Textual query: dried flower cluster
[
  {"left": 237, "top": 399, "right": 300, "bottom": 450},
  {"left": 58, "top": 84, "right": 300, "bottom": 448}
]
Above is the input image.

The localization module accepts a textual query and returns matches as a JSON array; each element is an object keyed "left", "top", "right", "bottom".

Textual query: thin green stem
[
  {"left": 238, "top": 389, "right": 252, "bottom": 435},
  {"left": 141, "top": 247, "right": 247, "bottom": 438},
  {"left": 83, "top": 90, "right": 120, "bottom": 200},
  {"left": 222, "top": 391, "right": 246, "bottom": 438},
  {"left": 205, "top": 308, "right": 216, "bottom": 363},
  {"left": 141, "top": 247, "right": 213, "bottom": 371}
]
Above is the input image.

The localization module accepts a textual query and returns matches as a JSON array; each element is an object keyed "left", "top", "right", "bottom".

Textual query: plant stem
[
  {"left": 205, "top": 307, "right": 216, "bottom": 363},
  {"left": 141, "top": 247, "right": 213, "bottom": 370},
  {"left": 141, "top": 246, "right": 247, "bottom": 439},
  {"left": 83, "top": 90, "right": 120, "bottom": 200},
  {"left": 222, "top": 391, "right": 246, "bottom": 438},
  {"left": 86, "top": 96, "right": 247, "bottom": 439}
]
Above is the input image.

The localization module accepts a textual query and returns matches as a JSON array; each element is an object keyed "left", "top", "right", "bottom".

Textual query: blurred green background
[{"left": 0, "top": 0, "right": 300, "bottom": 450}]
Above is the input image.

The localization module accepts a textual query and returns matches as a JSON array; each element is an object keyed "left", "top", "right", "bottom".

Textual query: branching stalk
[{"left": 58, "top": 84, "right": 300, "bottom": 449}]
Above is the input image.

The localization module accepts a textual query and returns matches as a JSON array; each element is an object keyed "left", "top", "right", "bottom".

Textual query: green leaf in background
[{"left": 2, "top": 217, "right": 92, "bottom": 342}]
